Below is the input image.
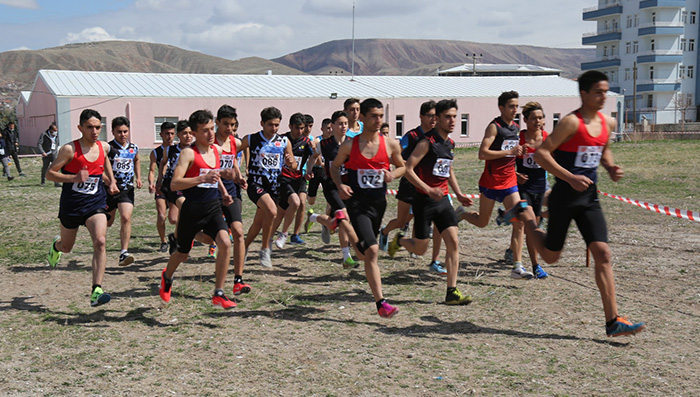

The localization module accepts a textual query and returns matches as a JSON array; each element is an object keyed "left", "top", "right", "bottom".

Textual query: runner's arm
[
  {"left": 600, "top": 115, "right": 623, "bottom": 182},
  {"left": 46, "top": 143, "right": 79, "bottom": 183},
  {"left": 534, "top": 114, "right": 592, "bottom": 191},
  {"left": 386, "top": 138, "right": 405, "bottom": 182},
  {"left": 148, "top": 150, "right": 157, "bottom": 192},
  {"left": 331, "top": 139, "right": 353, "bottom": 199},
  {"left": 478, "top": 123, "right": 524, "bottom": 160},
  {"left": 102, "top": 142, "right": 119, "bottom": 194},
  {"left": 134, "top": 149, "right": 143, "bottom": 189}
]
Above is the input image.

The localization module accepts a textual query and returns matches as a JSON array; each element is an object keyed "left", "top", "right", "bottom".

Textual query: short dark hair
[
  {"left": 360, "top": 98, "right": 383, "bottom": 116},
  {"left": 188, "top": 109, "right": 214, "bottom": 132},
  {"left": 304, "top": 114, "right": 314, "bottom": 125},
  {"left": 321, "top": 118, "right": 332, "bottom": 128},
  {"left": 578, "top": 70, "right": 608, "bottom": 92},
  {"left": 289, "top": 112, "right": 305, "bottom": 126},
  {"left": 331, "top": 110, "right": 348, "bottom": 124},
  {"left": 343, "top": 98, "right": 360, "bottom": 110},
  {"left": 217, "top": 104, "right": 238, "bottom": 121},
  {"left": 522, "top": 101, "right": 544, "bottom": 120},
  {"left": 161, "top": 121, "right": 176, "bottom": 132},
  {"left": 498, "top": 91, "right": 519, "bottom": 107},
  {"left": 176, "top": 120, "right": 190, "bottom": 133},
  {"left": 420, "top": 100, "right": 437, "bottom": 116},
  {"left": 435, "top": 99, "right": 458, "bottom": 116},
  {"left": 261, "top": 107, "right": 282, "bottom": 123},
  {"left": 111, "top": 116, "right": 130, "bottom": 130},
  {"left": 380, "top": 123, "right": 390, "bottom": 130},
  {"left": 79, "top": 109, "right": 101, "bottom": 125}
]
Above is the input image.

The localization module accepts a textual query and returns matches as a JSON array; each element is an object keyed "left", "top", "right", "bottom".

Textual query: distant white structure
[
  {"left": 582, "top": 0, "right": 699, "bottom": 124},
  {"left": 438, "top": 64, "right": 562, "bottom": 77}
]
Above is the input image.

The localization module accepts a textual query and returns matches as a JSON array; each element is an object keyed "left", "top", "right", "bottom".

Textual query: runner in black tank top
[{"left": 149, "top": 122, "right": 176, "bottom": 252}]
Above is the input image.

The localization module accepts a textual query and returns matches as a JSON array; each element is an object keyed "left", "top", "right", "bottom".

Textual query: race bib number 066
[
  {"left": 260, "top": 152, "right": 281, "bottom": 170},
  {"left": 358, "top": 169, "right": 384, "bottom": 189},
  {"left": 432, "top": 158, "right": 452, "bottom": 178},
  {"left": 574, "top": 146, "right": 603, "bottom": 169},
  {"left": 501, "top": 139, "right": 518, "bottom": 157}
]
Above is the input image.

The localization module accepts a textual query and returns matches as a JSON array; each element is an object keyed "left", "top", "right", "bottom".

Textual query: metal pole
[
  {"left": 632, "top": 61, "right": 637, "bottom": 132},
  {"left": 351, "top": 1, "right": 355, "bottom": 81}
]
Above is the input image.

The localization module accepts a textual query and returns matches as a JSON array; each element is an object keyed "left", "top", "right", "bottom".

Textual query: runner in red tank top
[
  {"left": 514, "top": 71, "right": 645, "bottom": 337},
  {"left": 456, "top": 90, "right": 535, "bottom": 279},
  {"left": 331, "top": 98, "right": 406, "bottom": 318},
  {"left": 159, "top": 109, "right": 238, "bottom": 310},
  {"left": 45, "top": 108, "right": 119, "bottom": 308}
]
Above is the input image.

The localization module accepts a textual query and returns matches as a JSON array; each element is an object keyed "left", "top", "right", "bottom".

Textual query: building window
[
  {"left": 604, "top": 19, "right": 610, "bottom": 30},
  {"left": 611, "top": 44, "right": 616, "bottom": 56},
  {"left": 633, "top": 41, "right": 639, "bottom": 53},
  {"left": 650, "top": 39, "right": 655, "bottom": 51},
  {"left": 553, "top": 113, "right": 561, "bottom": 129},
  {"left": 154, "top": 116, "right": 178, "bottom": 142},
  {"left": 395, "top": 115, "right": 404, "bottom": 137},
  {"left": 681, "top": 38, "right": 687, "bottom": 51},
  {"left": 461, "top": 114, "right": 469, "bottom": 137},
  {"left": 689, "top": 65, "right": 694, "bottom": 78},
  {"left": 647, "top": 94, "right": 653, "bottom": 108},
  {"left": 513, "top": 113, "right": 521, "bottom": 128},
  {"left": 679, "top": 65, "right": 686, "bottom": 78},
  {"left": 651, "top": 12, "right": 656, "bottom": 24},
  {"left": 682, "top": 10, "right": 688, "bottom": 23},
  {"left": 625, "top": 68, "right": 631, "bottom": 80},
  {"left": 626, "top": 42, "right": 631, "bottom": 54},
  {"left": 603, "top": 46, "right": 608, "bottom": 57},
  {"left": 691, "top": 11, "right": 697, "bottom": 24},
  {"left": 649, "top": 66, "right": 655, "bottom": 79},
  {"left": 100, "top": 117, "right": 108, "bottom": 142},
  {"left": 690, "top": 39, "right": 695, "bottom": 52},
  {"left": 627, "top": 15, "right": 633, "bottom": 28},
  {"left": 634, "top": 14, "right": 639, "bottom": 27}
]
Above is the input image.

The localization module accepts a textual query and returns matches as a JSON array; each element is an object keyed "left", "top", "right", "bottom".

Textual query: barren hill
[{"left": 273, "top": 39, "right": 593, "bottom": 78}]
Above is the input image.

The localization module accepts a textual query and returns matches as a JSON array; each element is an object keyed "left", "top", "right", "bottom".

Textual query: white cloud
[
  {"left": 61, "top": 27, "right": 119, "bottom": 45},
  {"left": 183, "top": 22, "right": 294, "bottom": 58},
  {"left": 0, "top": 0, "right": 38, "bottom": 9},
  {"left": 133, "top": 0, "right": 193, "bottom": 10},
  {"left": 9, "top": 45, "right": 30, "bottom": 51},
  {"left": 302, "top": 0, "right": 425, "bottom": 18}
]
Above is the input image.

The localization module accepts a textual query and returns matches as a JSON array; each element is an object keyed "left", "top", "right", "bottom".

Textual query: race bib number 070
[
  {"left": 574, "top": 146, "right": 603, "bottom": 168},
  {"left": 523, "top": 152, "right": 541, "bottom": 169},
  {"left": 220, "top": 154, "right": 235, "bottom": 170}
]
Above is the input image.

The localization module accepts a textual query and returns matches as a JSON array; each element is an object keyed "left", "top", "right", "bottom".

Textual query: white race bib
[
  {"left": 522, "top": 152, "right": 541, "bottom": 169},
  {"left": 0, "top": 148, "right": 4, "bottom": 156},
  {"left": 197, "top": 169, "right": 218, "bottom": 189},
  {"left": 294, "top": 156, "right": 303, "bottom": 169},
  {"left": 259, "top": 151, "right": 281, "bottom": 170},
  {"left": 220, "top": 154, "right": 235, "bottom": 170},
  {"left": 113, "top": 157, "right": 133, "bottom": 173},
  {"left": 574, "top": 146, "right": 603, "bottom": 168},
  {"left": 432, "top": 158, "right": 452, "bottom": 178},
  {"left": 501, "top": 139, "right": 518, "bottom": 157},
  {"left": 72, "top": 176, "right": 100, "bottom": 195},
  {"left": 357, "top": 169, "right": 384, "bottom": 189}
]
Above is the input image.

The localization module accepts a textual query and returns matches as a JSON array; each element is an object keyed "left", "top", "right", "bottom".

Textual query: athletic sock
[
  {"left": 513, "top": 261, "right": 522, "bottom": 269},
  {"left": 342, "top": 247, "right": 351, "bottom": 260},
  {"left": 375, "top": 298, "right": 386, "bottom": 310},
  {"left": 234, "top": 275, "right": 243, "bottom": 284},
  {"left": 309, "top": 213, "right": 319, "bottom": 223},
  {"left": 214, "top": 288, "right": 225, "bottom": 297},
  {"left": 120, "top": 249, "right": 128, "bottom": 255}
]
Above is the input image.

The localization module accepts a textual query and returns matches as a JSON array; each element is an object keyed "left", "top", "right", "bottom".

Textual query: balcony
[
  {"left": 639, "top": 0, "right": 686, "bottom": 9},
  {"left": 638, "top": 22, "right": 685, "bottom": 36},
  {"left": 582, "top": 28, "right": 622, "bottom": 45},
  {"left": 583, "top": 2, "right": 623, "bottom": 20},
  {"left": 581, "top": 55, "right": 621, "bottom": 70},
  {"left": 637, "top": 49, "right": 684, "bottom": 63},
  {"left": 636, "top": 78, "right": 682, "bottom": 92}
]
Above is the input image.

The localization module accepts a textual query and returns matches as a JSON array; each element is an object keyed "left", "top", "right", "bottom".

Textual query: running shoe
[
  {"left": 454, "top": 206, "right": 467, "bottom": 222},
  {"left": 330, "top": 210, "right": 346, "bottom": 231},
  {"left": 377, "top": 301, "right": 399, "bottom": 318},
  {"left": 275, "top": 232, "right": 288, "bottom": 249},
  {"left": 378, "top": 227, "right": 389, "bottom": 251},
  {"left": 533, "top": 264, "right": 549, "bottom": 279},
  {"left": 47, "top": 236, "right": 62, "bottom": 268},
  {"left": 497, "top": 200, "right": 528, "bottom": 226},
  {"left": 290, "top": 234, "right": 305, "bottom": 245},
  {"left": 504, "top": 248, "right": 514, "bottom": 265},
  {"left": 342, "top": 256, "right": 360, "bottom": 269},
  {"left": 321, "top": 225, "right": 331, "bottom": 244},
  {"left": 606, "top": 316, "right": 645, "bottom": 337},
  {"left": 159, "top": 242, "right": 169, "bottom": 253},
  {"left": 90, "top": 286, "right": 111, "bottom": 307},
  {"left": 260, "top": 248, "right": 272, "bottom": 268},
  {"left": 510, "top": 265, "right": 534, "bottom": 280},
  {"left": 304, "top": 209, "right": 315, "bottom": 233},
  {"left": 233, "top": 282, "right": 251, "bottom": 295},
  {"left": 159, "top": 268, "right": 172, "bottom": 303},
  {"left": 428, "top": 260, "right": 447, "bottom": 275},
  {"left": 388, "top": 231, "right": 404, "bottom": 258},
  {"left": 495, "top": 207, "right": 505, "bottom": 225},
  {"left": 118, "top": 252, "right": 134, "bottom": 267},
  {"left": 445, "top": 288, "right": 472, "bottom": 305},
  {"left": 212, "top": 292, "right": 237, "bottom": 309},
  {"left": 207, "top": 245, "right": 217, "bottom": 258},
  {"left": 168, "top": 233, "right": 177, "bottom": 255}
]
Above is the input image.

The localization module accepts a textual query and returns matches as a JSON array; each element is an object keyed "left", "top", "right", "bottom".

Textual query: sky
[{"left": 0, "top": 0, "right": 599, "bottom": 60}]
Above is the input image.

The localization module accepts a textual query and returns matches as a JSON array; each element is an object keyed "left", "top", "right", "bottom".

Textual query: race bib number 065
[
  {"left": 358, "top": 169, "right": 384, "bottom": 189},
  {"left": 501, "top": 139, "right": 518, "bottom": 157},
  {"left": 574, "top": 146, "right": 603, "bottom": 169},
  {"left": 113, "top": 157, "right": 133, "bottom": 173}
]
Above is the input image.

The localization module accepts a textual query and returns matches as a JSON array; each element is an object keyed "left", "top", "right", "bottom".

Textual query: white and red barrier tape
[
  {"left": 596, "top": 190, "right": 700, "bottom": 222},
  {"left": 386, "top": 189, "right": 479, "bottom": 199}
]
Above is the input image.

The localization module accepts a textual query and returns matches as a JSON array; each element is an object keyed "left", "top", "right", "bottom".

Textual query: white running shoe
[
  {"left": 510, "top": 265, "right": 534, "bottom": 280},
  {"left": 260, "top": 248, "right": 272, "bottom": 268},
  {"left": 275, "top": 232, "right": 288, "bottom": 249},
  {"left": 321, "top": 225, "right": 331, "bottom": 244}
]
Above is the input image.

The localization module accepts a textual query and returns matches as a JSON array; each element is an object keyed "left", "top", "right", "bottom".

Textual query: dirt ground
[{"left": 1, "top": 147, "right": 699, "bottom": 396}]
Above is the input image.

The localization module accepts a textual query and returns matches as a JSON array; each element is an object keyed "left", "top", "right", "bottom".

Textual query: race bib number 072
[{"left": 358, "top": 169, "right": 384, "bottom": 189}]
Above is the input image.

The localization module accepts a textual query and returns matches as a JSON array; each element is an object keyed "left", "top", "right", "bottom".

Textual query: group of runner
[{"left": 44, "top": 70, "right": 644, "bottom": 337}]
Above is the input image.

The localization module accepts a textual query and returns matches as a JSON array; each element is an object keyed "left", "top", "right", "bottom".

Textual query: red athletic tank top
[
  {"left": 554, "top": 110, "right": 609, "bottom": 184},
  {"left": 63, "top": 140, "right": 105, "bottom": 175},
  {"left": 345, "top": 134, "right": 390, "bottom": 171},
  {"left": 184, "top": 144, "right": 220, "bottom": 178},
  {"left": 345, "top": 134, "right": 390, "bottom": 196}
]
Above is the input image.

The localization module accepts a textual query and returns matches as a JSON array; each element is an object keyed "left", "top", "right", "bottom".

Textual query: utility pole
[
  {"left": 351, "top": 1, "right": 356, "bottom": 81},
  {"left": 466, "top": 53, "right": 482, "bottom": 76},
  {"left": 632, "top": 61, "right": 637, "bottom": 132}
]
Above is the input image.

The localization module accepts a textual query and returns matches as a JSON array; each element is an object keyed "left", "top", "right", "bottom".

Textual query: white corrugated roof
[
  {"left": 439, "top": 63, "right": 561, "bottom": 74},
  {"left": 34, "top": 69, "right": 597, "bottom": 100},
  {"left": 19, "top": 91, "right": 31, "bottom": 103}
]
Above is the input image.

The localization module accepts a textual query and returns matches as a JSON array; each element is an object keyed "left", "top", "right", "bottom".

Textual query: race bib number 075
[{"left": 72, "top": 176, "right": 100, "bottom": 195}]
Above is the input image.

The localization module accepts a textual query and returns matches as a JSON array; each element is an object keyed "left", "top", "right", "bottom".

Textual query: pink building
[{"left": 17, "top": 70, "right": 622, "bottom": 150}]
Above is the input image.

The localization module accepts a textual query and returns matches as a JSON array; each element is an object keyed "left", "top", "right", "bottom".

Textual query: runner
[
  {"left": 240, "top": 107, "right": 297, "bottom": 268},
  {"left": 508, "top": 101, "right": 550, "bottom": 279},
  {"left": 159, "top": 109, "right": 236, "bottom": 309},
  {"left": 331, "top": 98, "right": 406, "bottom": 318},
  {"left": 387, "top": 99, "right": 474, "bottom": 305},
  {"left": 45, "top": 108, "right": 119, "bottom": 307},
  {"left": 511, "top": 71, "right": 645, "bottom": 337},
  {"left": 148, "top": 121, "right": 175, "bottom": 252},
  {"left": 157, "top": 120, "right": 193, "bottom": 255},
  {"left": 379, "top": 100, "right": 446, "bottom": 275},
  {"left": 455, "top": 90, "right": 535, "bottom": 279},
  {"left": 287, "top": 114, "right": 316, "bottom": 243},
  {"left": 305, "top": 110, "right": 359, "bottom": 268},
  {"left": 344, "top": 98, "right": 363, "bottom": 138},
  {"left": 306, "top": 117, "right": 332, "bottom": 210},
  {"left": 214, "top": 104, "right": 251, "bottom": 296},
  {"left": 272, "top": 113, "right": 317, "bottom": 248},
  {"left": 105, "top": 116, "right": 142, "bottom": 266}
]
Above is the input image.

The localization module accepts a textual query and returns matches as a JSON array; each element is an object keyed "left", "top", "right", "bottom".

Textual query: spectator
[
  {"left": 38, "top": 122, "right": 60, "bottom": 186},
  {"left": 3, "top": 122, "right": 25, "bottom": 177},
  {"left": 0, "top": 128, "right": 14, "bottom": 180}
]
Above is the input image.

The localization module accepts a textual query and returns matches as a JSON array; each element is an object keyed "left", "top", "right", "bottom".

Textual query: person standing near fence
[
  {"left": 38, "top": 123, "right": 60, "bottom": 186},
  {"left": 3, "top": 122, "right": 25, "bottom": 177}
]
